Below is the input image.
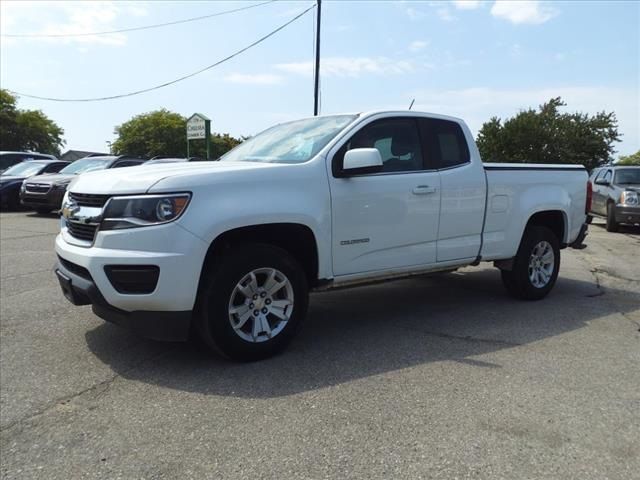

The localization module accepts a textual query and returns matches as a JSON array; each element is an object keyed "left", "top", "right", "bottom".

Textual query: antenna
[{"left": 408, "top": 98, "right": 415, "bottom": 110}]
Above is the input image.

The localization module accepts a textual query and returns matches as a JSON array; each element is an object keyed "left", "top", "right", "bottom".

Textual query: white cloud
[
  {"left": 405, "top": 6, "right": 426, "bottom": 20},
  {"left": 491, "top": 1, "right": 558, "bottom": 25},
  {"left": 276, "top": 57, "right": 415, "bottom": 78},
  {"left": 409, "top": 40, "right": 429, "bottom": 52},
  {"left": 409, "top": 86, "right": 639, "bottom": 155},
  {"left": 436, "top": 7, "right": 457, "bottom": 22},
  {"left": 0, "top": 1, "right": 149, "bottom": 47},
  {"left": 224, "top": 73, "right": 284, "bottom": 86},
  {"left": 452, "top": 0, "right": 482, "bottom": 10}
]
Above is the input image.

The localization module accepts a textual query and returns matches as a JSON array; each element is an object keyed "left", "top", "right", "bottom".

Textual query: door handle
[{"left": 412, "top": 185, "right": 437, "bottom": 195}]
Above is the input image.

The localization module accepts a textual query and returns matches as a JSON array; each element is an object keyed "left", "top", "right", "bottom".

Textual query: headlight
[
  {"left": 101, "top": 193, "right": 191, "bottom": 230},
  {"left": 20, "top": 181, "right": 27, "bottom": 192},
  {"left": 53, "top": 183, "right": 69, "bottom": 190},
  {"left": 621, "top": 191, "right": 638, "bottom": 206}
]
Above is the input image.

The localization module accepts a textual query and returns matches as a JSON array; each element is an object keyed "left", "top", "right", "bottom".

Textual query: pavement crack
[
  {"left": 0, "top": 348, "right": 175, "bottom": 433},
  {"left": 402, "top": 326, "right": 521, "bottom": 347}
]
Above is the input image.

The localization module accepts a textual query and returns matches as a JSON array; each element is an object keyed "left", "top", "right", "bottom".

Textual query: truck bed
[{"left": 481, "top": 163, "right": 588, "bottom": 260}]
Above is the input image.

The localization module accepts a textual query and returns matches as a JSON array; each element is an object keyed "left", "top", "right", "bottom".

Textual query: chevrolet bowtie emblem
[{"left": 61, "top": 201, "right": 80, "bottom": 220}]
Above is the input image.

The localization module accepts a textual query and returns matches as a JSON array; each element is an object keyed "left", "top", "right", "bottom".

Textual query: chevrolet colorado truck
[{"left": 54, "top": 111, "right": 589, "bottom": 361}]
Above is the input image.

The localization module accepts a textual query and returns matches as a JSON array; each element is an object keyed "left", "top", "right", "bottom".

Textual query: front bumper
[
  {"left": 54, "top": 259, "right": 191, "bottom": 341},
  {"left": 54, "top": 221, "right": 210, "bottom": 341},
  {"left": 615, "top": 205, "right": 640, "bottom": 225},
  {"left": 20, "top": 188, "right": 66, "bottom": 210}
]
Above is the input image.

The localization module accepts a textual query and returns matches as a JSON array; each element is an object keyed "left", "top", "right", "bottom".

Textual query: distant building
[{"left": 60, "top": 150, "right": 108, "bottom": 162}]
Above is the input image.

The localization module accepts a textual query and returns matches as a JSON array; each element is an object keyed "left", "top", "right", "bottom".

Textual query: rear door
[
  {"left": 418, "top": 118, "right": 487, "bottom": 262},
  {"left": 328, "top": 116, "right": 441, "bottom": 276}
]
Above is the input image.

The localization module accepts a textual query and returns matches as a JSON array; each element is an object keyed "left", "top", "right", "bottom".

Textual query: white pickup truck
[{"left": 55, "top": 111, "right": 589, "bottom": 360}]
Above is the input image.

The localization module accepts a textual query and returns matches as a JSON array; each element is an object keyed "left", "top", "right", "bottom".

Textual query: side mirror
[
  {"left": 342, "top": 148, "right": 383, "bottom": 175},
  {"left": 594, "top": 178, "right": 609, "bottom": 186}
]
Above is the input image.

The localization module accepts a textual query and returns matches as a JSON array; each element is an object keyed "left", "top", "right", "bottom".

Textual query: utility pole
[{"left": 313, "top": 0, "right": 321, "bottom": 116}]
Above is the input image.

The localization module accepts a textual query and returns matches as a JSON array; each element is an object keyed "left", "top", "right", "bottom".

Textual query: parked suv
[
  {"left": 0, "top": 160, "right": 69, "bottom": 210},
  {"left": 588, "top": 166, "right": 640, "bottom": 231},
  {"left": 0, "top": 151, "right": 57, "bottom": 173},
  {"left": 20, "top": 155, "right": 147, "bottom": 214}
]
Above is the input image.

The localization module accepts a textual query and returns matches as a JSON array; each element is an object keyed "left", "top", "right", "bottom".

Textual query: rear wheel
[
  {"left": 500, "top": 226, "right": 560, "bottom": 300},
  {"left": 196, "top": 244, "right": 308, "bottom": 361},
  {"left": 606, "top": 203, "right": 619, "bottom": 232}
]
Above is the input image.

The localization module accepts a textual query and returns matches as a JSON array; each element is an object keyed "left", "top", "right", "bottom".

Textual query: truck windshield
[
  {"left": 59, "top": 158, "right": 112, "bottom": 174},
  {"left": 220, "top": 115, "right": 358, "bottom": 164},
  {"left": 614, "top": 168, "right": 640, "bottom": 185}
]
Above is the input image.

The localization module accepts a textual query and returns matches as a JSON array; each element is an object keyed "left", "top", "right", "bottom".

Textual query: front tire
[
  {"left": 606, "top": 203, "right": 619, "bottom": 232},
  {"left": 500, "top": 226, "right": 560, "bottom": 300},
  {"left": 196, "top": 244, "right": 308, "bottom": 361}
]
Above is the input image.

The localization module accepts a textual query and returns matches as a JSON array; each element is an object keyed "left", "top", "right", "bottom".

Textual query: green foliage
[
  {"left": 617, "top": 150, "right": 640, "bottom": 166},
  {"left": 476, "top": 97, "right": 620, "bottom": 171},
  {"left": 112, "top": 109, "right": 187, "bottom": 158},
  {"left": 112, "top": 109, "right": 242, "bottom": 159},
  {"left": 0, "top": 89, "right": 65, "bottom": 155}
]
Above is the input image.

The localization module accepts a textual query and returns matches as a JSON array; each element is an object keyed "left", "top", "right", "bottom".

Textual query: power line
[
  {"left": 7, "top": 5, "right": 315, "bottom": 103},
  {"left": 1, "top": 0, "right": 277, "bottom": 38}
]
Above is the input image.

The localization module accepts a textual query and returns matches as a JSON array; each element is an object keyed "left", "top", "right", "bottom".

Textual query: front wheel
[
  {"left": 195, "top": 244, "right": 309, "bottom": 361},
  {"left": 500, "top": 226, "right": 560, "bottom": 300}
]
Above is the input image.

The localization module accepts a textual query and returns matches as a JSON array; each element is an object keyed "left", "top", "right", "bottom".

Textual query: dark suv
[
  {"left": 588, "top": 165, "right": 640, "bottom": 231},
  {"left": 20, "top": 155, "right": 147, "bottom": 214},
  {"left": 0, "top": 151, "right": 57, "bottom": 173}
]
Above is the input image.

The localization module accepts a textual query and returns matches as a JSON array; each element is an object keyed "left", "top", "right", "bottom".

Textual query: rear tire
[
  {"left": 500, "top": 226, "right": 560, "bottom": 300},
  {"left": 606, "top": 203, "right": 619, "bottom": 232},
  {"left": 195, "top": 244, "right": 308, "bottom": 361}
]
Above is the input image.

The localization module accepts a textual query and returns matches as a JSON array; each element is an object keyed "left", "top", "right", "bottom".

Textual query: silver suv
[{"left": 588, "top": 166, "right": 640, "bottom": 231}]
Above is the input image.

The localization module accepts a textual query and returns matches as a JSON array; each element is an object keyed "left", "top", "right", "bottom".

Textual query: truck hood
[{"left": 68, "top": 161, "right": 287, "bottom": 195}]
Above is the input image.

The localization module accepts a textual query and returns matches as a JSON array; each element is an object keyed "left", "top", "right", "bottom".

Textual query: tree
[
  {"left": 112, "top": 109, "right": 243, "bottom": 159},
  {"left": 112, "top": 109, "right": 186, "bottom": 158},
  {"left": 0, "top": 89, "right": 65, "bottom": 155},
  {"left": 476, "top": 97, "right": 620, "bottom": 171},
  {"left": 617, "top": 150, "right": 640, "bottom": 166}
]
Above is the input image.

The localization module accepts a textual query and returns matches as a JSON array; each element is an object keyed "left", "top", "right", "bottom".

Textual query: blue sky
[{"left": 1, "top": 0, "right": 638, "bottom": 157}]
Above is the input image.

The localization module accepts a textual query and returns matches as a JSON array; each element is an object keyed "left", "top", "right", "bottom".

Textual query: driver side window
[{"left": 334, "top": 118, "right": 424, "bottom": 175}]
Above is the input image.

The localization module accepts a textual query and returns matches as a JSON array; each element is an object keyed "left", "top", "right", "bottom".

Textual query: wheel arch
[
  {"left": 198, "top": 222, "right": 320, "bottom": 291},
  {"left": 525, "top": 210, "right": 568, "bottom": 246}
]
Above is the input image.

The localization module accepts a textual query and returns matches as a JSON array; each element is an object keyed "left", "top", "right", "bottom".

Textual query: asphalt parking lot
[{"left": 0, "top": 212, "right": 638, "bottom": 479}]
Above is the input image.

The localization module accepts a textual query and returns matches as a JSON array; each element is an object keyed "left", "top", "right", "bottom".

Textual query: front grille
[
  {"left": 25, "top": 183, "right": 51, "bottom": 193},
  {"left": 66, "top": 220, "right": 98, "bottom": 242},
  {"left": 69, "top": 192, "right": 111, "bottom": 208},
  {"left": 58, "top": 255, "right": 92, "bottom": 281}
]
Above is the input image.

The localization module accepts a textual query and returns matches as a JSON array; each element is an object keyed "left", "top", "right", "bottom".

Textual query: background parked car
[
  {"left": 0, "top": 160, "right": 69, "bottom": 210},
  {"left": 20, "top": 155, "right": 147, "bottom": 214},
  {"left": 588, "top": 165, "right": 640, "bottom": 231},
  {"left": 0, "top": 151, "right": 57, "bottom": 173}
]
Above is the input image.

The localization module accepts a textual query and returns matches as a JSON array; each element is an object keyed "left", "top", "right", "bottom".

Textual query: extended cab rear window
[{"left": 418, "top": 118, "right": 470, "bottom": 169}]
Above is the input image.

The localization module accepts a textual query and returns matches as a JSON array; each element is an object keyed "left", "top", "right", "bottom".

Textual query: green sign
[{"left": 186, "top": 113, "right": 211, "bottom": 159}]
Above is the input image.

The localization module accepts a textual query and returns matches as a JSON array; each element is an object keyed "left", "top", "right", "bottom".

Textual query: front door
[{"left": 328, "top": 117, "right": 441, "bottom": 276}]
